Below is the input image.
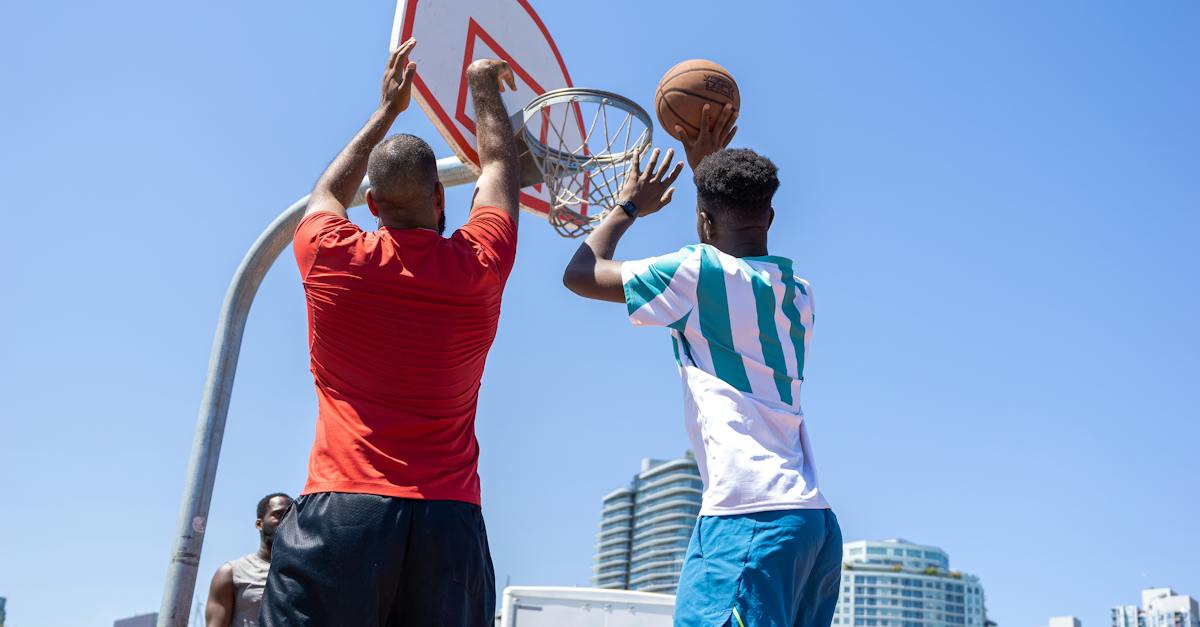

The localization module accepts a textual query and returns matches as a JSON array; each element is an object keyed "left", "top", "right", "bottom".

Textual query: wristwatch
[{"left": 618, "top": 199, "right": 639, "bottom": 218}]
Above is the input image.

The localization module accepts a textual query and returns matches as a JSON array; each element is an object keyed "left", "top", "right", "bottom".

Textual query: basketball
[{"left": 655, "top": 59, "right": 740, "bottom": 138}]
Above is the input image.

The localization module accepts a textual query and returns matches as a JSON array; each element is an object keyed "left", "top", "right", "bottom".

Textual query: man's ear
[
  {"left": 699, "top": 210, "right": 716, "bottom": 243},
  {"left": 768, "top": 207, "right": 775, "bottom": 228},
  {"left": 365, "top": 189, "right": 379, "bottom": 217},
  {"left": 255, "top": 518, "right": 264, "bottom": 532},
  {"left": 434, "top": 181, "right": 445, "bottom": 213}
]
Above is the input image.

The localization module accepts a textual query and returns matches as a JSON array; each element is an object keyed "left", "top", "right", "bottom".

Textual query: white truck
[{"left": 497, "top": 586, "right": 676, "bottom": 627}]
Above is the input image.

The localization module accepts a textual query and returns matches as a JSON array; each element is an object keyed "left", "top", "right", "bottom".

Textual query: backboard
[{"left": 390, "top": 0, "right": 587, "bottom": 218}]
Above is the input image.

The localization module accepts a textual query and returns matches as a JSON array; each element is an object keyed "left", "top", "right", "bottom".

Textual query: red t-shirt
[{"left": 292, "top": 206, "right": 518, "bottom": 505}]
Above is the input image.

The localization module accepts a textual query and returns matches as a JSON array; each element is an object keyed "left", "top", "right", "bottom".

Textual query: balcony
[
  {"left": 635, "top": 495, "right": 702, "bottom": 518},
  {"left": 635, "top": 508, "right": 699, "bottom": 529},
  {"left": 632, "top": 535, "right": 690, "bottom": 554},
  {"left": 632, "top": 520, "right": 694, "bottom": 542},
  {"left": 595, "top": 536, "right": 631, "bottom": 552}
]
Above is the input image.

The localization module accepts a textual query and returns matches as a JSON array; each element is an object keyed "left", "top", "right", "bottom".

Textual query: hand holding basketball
[
  {"left": 617, "top": 146, "right": 685, "bottom": 218},
  {"left": 675, "top": 103, "right": 738, "bottom": 170},
  {"left": 466, "top": 59, "right": 517, "bottom": 93},
  {"left": 381, "top": 38, "right": 418, "bottom": 114}
]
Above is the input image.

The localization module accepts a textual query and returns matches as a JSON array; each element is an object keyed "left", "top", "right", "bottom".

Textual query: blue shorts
[{"left": 674, "top": 508, "right": 843, "bottom": 627}]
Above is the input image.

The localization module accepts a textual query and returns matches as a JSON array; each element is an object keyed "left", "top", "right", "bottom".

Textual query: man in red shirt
[{"left": 260, "top": 39, "right": 521, "bottom": 627}]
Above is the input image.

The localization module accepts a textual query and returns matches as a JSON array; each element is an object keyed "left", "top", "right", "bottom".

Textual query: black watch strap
[{"left": 618, "top": 199, "right": 639, "bottom": 218}]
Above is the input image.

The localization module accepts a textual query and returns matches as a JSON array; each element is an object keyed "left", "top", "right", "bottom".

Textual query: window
[{"left": 868, "top": 547, "right": 888, "bottom": 555}]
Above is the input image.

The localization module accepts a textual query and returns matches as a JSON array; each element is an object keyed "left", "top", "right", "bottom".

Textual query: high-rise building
[
  {"left": 833, "top": 538, "right": 989, "bottom": 627},
  {"left": 1049, "top": 616, "right": 1082, "bottom": 627},
  {"left": 113, "top": 612, "right": 157, "bottom": 627},
  {"left": 592, "top": 454, "right": 702, "bottom": 594},
  {"left": 1112, "top": 588, "right": 1199, "bottom": 627}
]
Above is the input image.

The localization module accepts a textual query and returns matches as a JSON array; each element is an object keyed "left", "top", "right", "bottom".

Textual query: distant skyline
[{"left": 1, "top": 2, "right": 1197, "bottom": 627}]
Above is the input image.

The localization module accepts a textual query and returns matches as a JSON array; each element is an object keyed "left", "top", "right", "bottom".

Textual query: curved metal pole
[{"left": 158, "top": 157, "right": 475, "bottom": 626}]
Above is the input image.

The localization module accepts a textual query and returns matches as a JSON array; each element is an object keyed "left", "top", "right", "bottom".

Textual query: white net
[{"left": 522, "top": 89, "right": 653, "bottom": 238}]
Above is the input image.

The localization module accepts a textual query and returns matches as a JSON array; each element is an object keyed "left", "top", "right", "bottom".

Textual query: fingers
[
  {"left": 630, "top": 143, "right": 647, "bottom": 177},
  {"left": 660, "top": 187, "right": 676, "bottom": 206},
  {"left": 697, "top": 104, "right": 712, "bottom": 138},
  {"left": 655, "top": 149, "right": 676, "bottom": 180},
  {"left": 674, "top": 124, "right": 696, "bottom": 145},
  {"left": 387, "top": 38, "right": 417, "bottom": 83},
  {"left": 723, "top": 125, "right": 738, "bottom": 148},
  {"left": 643, "top": 148, "right": 662, "bottom": 180},
  {"left": 716, "top": 103, "right": 735, "bottom": 134},
  {"left": 661, "top": 160, "right": 685, "bottom": 186},
  {"left": 400, "top": 61, "right": 417, "bottom": 88},
  {"left": 392, "top": 38, "right": 416, "bottom": 66}
]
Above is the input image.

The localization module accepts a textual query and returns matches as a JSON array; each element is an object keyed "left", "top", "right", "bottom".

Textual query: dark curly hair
[
  {"left": 256, "top": 492, "right": 292, "bottom": 519},
  {"left": 693, "top": 148, "right": 779, "bottom": 219}
]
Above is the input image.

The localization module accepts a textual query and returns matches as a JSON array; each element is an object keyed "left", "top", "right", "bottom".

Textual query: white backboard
[{"left": 391, "top": 0, "right": 586, "bottom": 217}]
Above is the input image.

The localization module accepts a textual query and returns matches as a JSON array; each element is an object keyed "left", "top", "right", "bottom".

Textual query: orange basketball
[{"left": 655, "top": 59, "right": 740, "bottom": 138}]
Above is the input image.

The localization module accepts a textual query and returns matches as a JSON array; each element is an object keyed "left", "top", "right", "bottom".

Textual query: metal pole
[{"left": 158, "top": 157, "right": 475, "bottom": 626}]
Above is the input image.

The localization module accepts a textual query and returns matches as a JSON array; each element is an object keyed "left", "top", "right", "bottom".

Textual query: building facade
[
  {"left": 833, "top": 538, "right": 989, "bottom": 627},
  {"left": 1049, "top": 616, "right": 1083, "bottom": 627},
  {"left": 112, "top": 613, "right": 157, "bottom": 627},
  {"left": 592, "top": 455, "right": 702, "bottom": 594},
  {"left": 1112, "top": 588, "right": 1200, "bottom": 627}
]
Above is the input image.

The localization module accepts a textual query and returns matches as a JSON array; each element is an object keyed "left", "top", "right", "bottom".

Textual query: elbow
[
  {"left": 562, "top": 265, "right": 583, "bottom": 295},
  {"left": 562, "top": 264, "right": 591, "bottom": 297}
]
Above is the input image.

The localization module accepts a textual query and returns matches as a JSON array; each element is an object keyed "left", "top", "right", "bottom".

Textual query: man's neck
[
  {"left": 379, "top": 218, "right": 437, "bottom": 231},
  {"left": 257, "top": 543, "right": 272, "bottom": 562},
  {"left": 708, "top": 238, "right": 768, "bottom": 258}
]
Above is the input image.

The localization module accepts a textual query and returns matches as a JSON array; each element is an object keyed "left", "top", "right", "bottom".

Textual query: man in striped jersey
[{"left": 563, "top": 111, "right": 841, "bottom": 627}]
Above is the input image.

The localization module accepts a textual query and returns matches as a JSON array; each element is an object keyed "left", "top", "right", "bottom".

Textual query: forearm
[
  {"left": 311, "top": 106, "right": 399, "bottom": 209},
  {"left": 563, "top": 210, "right": 632, "bottom": 302},
  {"left": 468, "top": 73, "right": 518, "bottom": 170},
  {"left": 583, "top": 208, "right": 635, "bottom": 261}
]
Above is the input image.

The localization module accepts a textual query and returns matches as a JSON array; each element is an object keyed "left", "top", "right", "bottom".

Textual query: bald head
[{"left": 367, "top": 134, "right": 442, "bottom": 229}]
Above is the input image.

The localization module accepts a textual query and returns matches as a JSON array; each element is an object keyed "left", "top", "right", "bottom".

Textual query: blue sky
[{"left": 1, "top": 1, "right": 1197, "bottom": 626}]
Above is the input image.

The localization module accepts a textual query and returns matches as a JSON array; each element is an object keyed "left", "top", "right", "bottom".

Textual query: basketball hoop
[{"left": 521, "top": 88, "right": 653, "bottom": 238}]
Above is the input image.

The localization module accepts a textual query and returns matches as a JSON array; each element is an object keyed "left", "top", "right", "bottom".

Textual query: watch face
[{"left": 622, "top": 200, "right": 638, "bottom": 217}]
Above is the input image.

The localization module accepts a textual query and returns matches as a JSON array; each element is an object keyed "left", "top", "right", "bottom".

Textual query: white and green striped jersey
[{"left": 622, "top": 244, "right": 828, "bottom": 515}]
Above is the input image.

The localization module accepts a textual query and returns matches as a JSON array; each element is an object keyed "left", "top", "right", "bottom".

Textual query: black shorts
[{"left": 260, "top": 492, "right": 495, "bottom": 627}]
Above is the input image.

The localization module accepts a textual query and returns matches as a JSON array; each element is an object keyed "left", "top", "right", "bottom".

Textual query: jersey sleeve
[
  {"left": 293, "top": 211, "right": 365, "bottom": 280},
  {"left": 451, "top": 206, "right": 518, "bottom": 283},
  {"left": 621, "top": 246, "right": 701, "bottom": 328}
]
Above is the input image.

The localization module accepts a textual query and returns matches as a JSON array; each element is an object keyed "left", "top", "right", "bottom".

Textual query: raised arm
[
  {"left": 466, "top": 59, "right": 521, "bottom": 220},
  {"left": 304, "top": 39, "right": 418, "bottom": 218},
  {"left": 562, "top": 146, "right": 684, "bottom": 302},
  {"left": 204, "top": 563, "right": 234, "bottom": 627}
]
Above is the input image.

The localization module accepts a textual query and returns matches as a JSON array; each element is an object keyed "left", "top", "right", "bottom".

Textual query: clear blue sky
[{"left": 1, "top": 2, "right": 1197, "bottom": 626}]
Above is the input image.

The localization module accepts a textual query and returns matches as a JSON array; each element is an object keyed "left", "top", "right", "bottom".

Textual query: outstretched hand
[
  {"left": 381, "top": 38, "right": 418, "bottom": 114},
  {"left": 617, "top": 145, "right": 685, "bottom": 218},
  {"left": 675, "top": 103, "right": 738, "bottom": 170}
]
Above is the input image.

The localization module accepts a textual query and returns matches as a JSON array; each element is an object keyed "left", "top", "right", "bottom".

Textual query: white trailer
[{"left": 498, "top": 586, "right": 676, "bottom": 627}]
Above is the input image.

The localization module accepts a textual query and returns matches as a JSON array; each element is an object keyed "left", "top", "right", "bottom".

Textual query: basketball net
[{"left": 521, "top": 89, "right": 653, "bottom": 238}]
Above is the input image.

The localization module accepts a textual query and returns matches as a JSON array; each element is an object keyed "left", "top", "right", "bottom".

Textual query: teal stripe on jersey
[
  {"left": 668, "top": 311, "right": 692, "bottom": 366},
  {"left": 777, "top": 264, "right": 808, "bottom": 381},
  {"left": 698, "top": 247, "right": 752, "bottom": 393},
  {"left": 625, "top": 247, "right": 693, "bottom": 316},
  {"left": 739, "top": 260, "right": 793, "bottom": 404},
  {"left": 677, "top": 329, "right": 696, "bottom": 364}
]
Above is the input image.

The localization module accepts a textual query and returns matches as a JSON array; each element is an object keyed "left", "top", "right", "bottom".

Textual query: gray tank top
[{"left": 228, "top": 553, "right": 269, "bottom": 627}]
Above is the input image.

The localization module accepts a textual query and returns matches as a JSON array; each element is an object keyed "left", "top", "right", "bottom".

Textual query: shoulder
[
  {"left": 210, "top": 561, "right": 234, "bottom": 587},
  {"left": 624, "top": 244, "right": 703, "bottom": 275}
]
